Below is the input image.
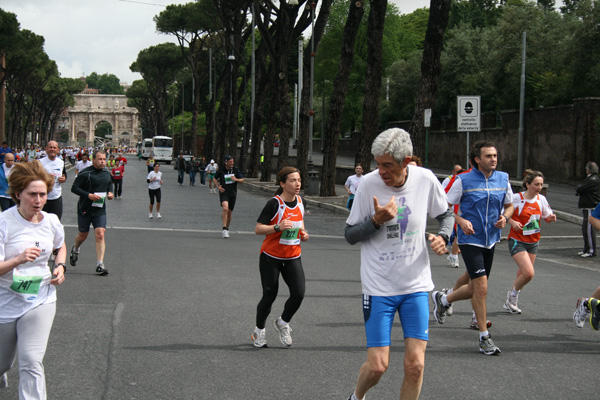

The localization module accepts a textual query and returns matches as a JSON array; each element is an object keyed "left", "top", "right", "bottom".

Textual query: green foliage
[
  {"left": 0, "top": 8, "right": 20, "bottom": 55},
  {"left": 168, "top": 111, "right": 193, "bottom": 138},
  {"left": 380, "top": 50, "right": 423, "bottom": 122},
  {"left": 86, "top": 72, "right": 124, "bottom": 94},
  {"left": 95, "top": 121, "right": 112, "bottom": 138},
  {"left": 316, "top": 1, "right": 424, "bottom": 133},
  {"left": 448, "top": 0, "right": 504, "bottom": 30},
  {"left": 130, "top": 42, "right": 184, "bottom": 88}
]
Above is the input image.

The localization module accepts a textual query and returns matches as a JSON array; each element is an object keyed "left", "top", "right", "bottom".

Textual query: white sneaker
[
  {"left": 273, "top": 318, "right": 293, "bottom": 347},
  {"left": 447, "top": 255, "right": 459, "bottom": 268},
  {"left": 148, "top": 213, "right": 153, "bottom": 219},
  {"left": 222, "top": 229, "right": 229, "bottom": 238},
  {"left": 441, "top": 288, "right": 454, "bottom": 316},
  {"left": 251, "top": 328, "right": 267, "bottom": 348},
  {"left": 156, "top": 213, "right": 161, "bottom": 219},
  {"left": 0, "top": 372, "right": 7, "bottom": 389},
  {"left": 503, "top": 290, "right": 522, "bottom": 314},
  {"left": 573, "top": 297, "right": 590, "bottom": 328}
]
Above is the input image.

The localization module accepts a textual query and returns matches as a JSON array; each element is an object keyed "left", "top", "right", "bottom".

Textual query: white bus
[
  {"left": 141, "top": 136, "right": 173, "bottom": 164},
  {"left": 141, "top": 138, "right": 153, "bottom": 159}
]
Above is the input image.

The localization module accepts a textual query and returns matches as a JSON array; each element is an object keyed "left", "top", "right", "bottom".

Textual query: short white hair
[{"left": 371, "top": 128, "right": 413, "bottom": 164}]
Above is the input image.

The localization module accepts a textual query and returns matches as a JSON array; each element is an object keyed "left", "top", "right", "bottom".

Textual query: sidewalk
[{"left": 248, "top": 149, "right": 583, "bottom": 224}]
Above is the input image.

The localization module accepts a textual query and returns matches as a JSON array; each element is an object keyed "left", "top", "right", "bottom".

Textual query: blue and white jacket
[
  {"left": 0, "top": 164, "right": 9, "bottom": 198},
  {"left": 448, "top": 168, "right": 512, "bottom": 248}
]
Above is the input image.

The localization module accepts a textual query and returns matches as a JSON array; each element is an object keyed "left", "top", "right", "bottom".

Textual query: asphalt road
[{"left": 4, "top": 158, "right": 599, "bottom": 400}]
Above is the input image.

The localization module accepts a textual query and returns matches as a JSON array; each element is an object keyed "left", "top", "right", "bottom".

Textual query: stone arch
[{"left": 68, "top": 94, "right": 140, "bottom": 147}]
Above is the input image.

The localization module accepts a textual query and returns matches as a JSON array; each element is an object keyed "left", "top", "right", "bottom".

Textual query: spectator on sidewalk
[{"left": 575, "top": 161, "right": 600, "bottom": 258}]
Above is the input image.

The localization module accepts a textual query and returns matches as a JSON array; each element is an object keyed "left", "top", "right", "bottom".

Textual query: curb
[
  {"left": 240, "top": 179, "right": 581, "bottom": 223},
  {"left": 240, "top": 180, "right": 351, "bottom": 216}
]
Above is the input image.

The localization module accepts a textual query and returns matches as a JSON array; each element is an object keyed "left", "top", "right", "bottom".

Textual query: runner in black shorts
[
  {"left": 70, "top": 150, "right": 113, "bottom": 276},
  {"left": 213, "top": 155, "right": 244, "bottom": 238},
  {"left": 147, "top": 163, "right": 163, "bottom": 219}
]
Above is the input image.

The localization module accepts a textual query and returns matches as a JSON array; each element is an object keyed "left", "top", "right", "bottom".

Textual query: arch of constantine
[{"left": 68, "top": 94, "right": 140, "bottom": 146}]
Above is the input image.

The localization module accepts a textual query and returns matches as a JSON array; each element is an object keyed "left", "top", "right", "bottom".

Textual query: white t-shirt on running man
[
  {"left": 0, "top": 207, "right": 65, "bottom": 323},
  {"left": 346, "top": 165, "right": 449, "bottom": 297}
]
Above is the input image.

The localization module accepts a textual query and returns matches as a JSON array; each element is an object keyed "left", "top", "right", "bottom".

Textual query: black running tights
[{"left": 255, "top": 252, "right": 305, "bottom": 329}]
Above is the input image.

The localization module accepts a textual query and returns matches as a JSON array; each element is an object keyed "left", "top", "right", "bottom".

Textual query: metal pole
[
  {"left": 250, "top": 3, "right": 256, "bottom": 162},
  {"left": 297, "top": 39, "right": 303, "bottom": 142},
  {"left": 181, "top": 83, "right": 184, "bottom": 153},
  {"left": 308, "top": 1, "right": 315, "bottom": 166},
  {"left": 517, "top": 31, "right": 526, "bottom": 178}
]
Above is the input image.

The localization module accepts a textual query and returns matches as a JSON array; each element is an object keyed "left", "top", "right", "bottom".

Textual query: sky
[{"left": 1, "top": 0, "right": 430, "bottom": 85}]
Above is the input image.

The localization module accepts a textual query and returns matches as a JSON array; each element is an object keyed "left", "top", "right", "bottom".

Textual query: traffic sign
[{"left": 457, "top": 96, "right": 481, "bottom": 132}]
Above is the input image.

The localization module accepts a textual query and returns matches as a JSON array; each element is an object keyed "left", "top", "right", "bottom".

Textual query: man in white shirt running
[
  {"left": 40, "top": 141, "right": 67, "bottom": 220},
  {"left": 344, "top": 128, "right": 453, "bottom": 400},
  {"left": 75, "top": 153, "right": 92, "bottom": 175}
]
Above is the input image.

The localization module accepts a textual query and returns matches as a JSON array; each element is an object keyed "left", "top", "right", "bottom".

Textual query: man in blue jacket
[{"left": 432, "top": 140, "right": 514, "bottom": 355}]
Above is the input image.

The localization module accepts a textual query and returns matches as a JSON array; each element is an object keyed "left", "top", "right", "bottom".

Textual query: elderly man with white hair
[{"left": 344, "top": 128, "right": 453, "bottom": 400}]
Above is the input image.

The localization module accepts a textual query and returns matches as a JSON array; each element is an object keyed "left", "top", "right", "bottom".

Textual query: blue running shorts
[{"left": 363, "top": 292, "right": 429, "bottom": 347}]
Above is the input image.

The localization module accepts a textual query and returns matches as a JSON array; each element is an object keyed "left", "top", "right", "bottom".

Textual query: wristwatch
[
  {"left": 56, "top": 263, "right": 67, "bottom": 273},
  {"left": 274, "top": 224, "right": 281, "bottom": 233}
]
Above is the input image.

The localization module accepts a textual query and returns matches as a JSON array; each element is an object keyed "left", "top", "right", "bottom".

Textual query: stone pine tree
[
  {"left": 154, "top": 0, "right": 221, "bottom": 155},
  {"left": 408, "top": 0, "right": 452, "bottom": 158},
  {"left": 319, "top": 1, "right": 365, "bottom": 196},
  {"left": 254, "top": 0, "right": 326, "bottom": 182},
  {"left": 296, "top": 0, "right": 333, "bottom": 187},
  {"left": 355, "top": 0, "right": 387, "bottom": 176}
]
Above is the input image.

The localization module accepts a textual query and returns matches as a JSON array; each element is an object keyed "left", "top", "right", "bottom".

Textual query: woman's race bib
[
  {"left": 522, "top": 214, "right": 541, "bottom": 235},
  {"left": 11, "top": 268, "right": 43, "bottom": 302},
  {"left": 279, "top": 221, "right": 302, "bottom": 245}
]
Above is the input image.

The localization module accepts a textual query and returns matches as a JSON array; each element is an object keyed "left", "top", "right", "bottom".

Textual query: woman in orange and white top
[
  {"left": 504, "top": 170, "right": 556, "bottom": 314},
  {"left": 251, "top": 167, "right": 309, "bottom": 348}
]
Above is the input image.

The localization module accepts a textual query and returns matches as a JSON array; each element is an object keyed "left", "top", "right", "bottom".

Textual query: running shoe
[
  {"left": 96, "top": 262, "right": 109, "bottom": 276},
  {"left": 222, "top": 229, "right": 229, "bottom": 239},
  {"left": 431, "top": 291, "right": 448, "bottom": 324},
  {"left": 503, "top": 290, "right": 522, "bottom": 314},
  {"left": 580, "top": 252, "right": 596, "bottom": 258},
  {"left": 149, "top": 213, "right": 153, "bottom": 219},
  {"left": 470, "top": 316, "right": 492, "bottom": 330},
  {"left": 573, "top": 297, "right": 590, "bottom": 328},
  {"left": 156, "top": 212, "right": 161, "bottom": 219},
  {"left": 479, "top": 334, "right": 501, "bottom": 355},
  {"left": 251, "top": 328, "right": 268, "bottom": 348},
  {"left": 69, "top": 245, "right": 79, "bottom": 267},
  {"left": 273, "top": 319, "right": 293, "bottom": 347},
  {"left": 447, "top": 255, "right": 459, "bottom": 268},
  {"left": 0, "top": 373, "right": 7, "bottom": 389},
  {"left": 588, "top": 298, "right": 600, "bottom": 330},
  {"left": 441, "top": 288, "right": 454, "bottom": 316},
  {"left": 577, "top": 251, "right": 586, "bottom": 256}
]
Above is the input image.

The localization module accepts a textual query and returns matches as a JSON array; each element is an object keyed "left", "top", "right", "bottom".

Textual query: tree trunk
[
  {"left": 356, "top": 0, "right": 387, "bottom": 172},
  {"left": 319, "top": 0, "right": 365, "bottom": 196},
  {"left": 261, "top": 72, "right": 278, "bottom": 182},
  {"left": 296, "top": 0, "right": 332, "bottom": 189},
  {"left": 408, "top": 0, "right": 452, "bottom": 158}
]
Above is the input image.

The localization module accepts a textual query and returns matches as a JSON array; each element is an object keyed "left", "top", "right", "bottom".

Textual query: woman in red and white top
[
  {"left": 251, "top": 167, "right": 309, "bottom": 348},
  {"left": 504, "top": 170, "right": 556, "bottom": 314}
]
